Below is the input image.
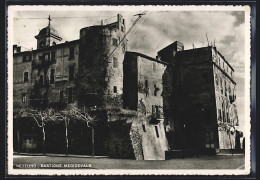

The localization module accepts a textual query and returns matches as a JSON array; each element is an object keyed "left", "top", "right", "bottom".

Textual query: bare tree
[{"left": 14, "top": 107, "right": 97, "bottom": 156}]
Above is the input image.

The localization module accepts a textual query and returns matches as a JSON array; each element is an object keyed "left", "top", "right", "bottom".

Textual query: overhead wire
[{"left": 14, "top": 15, "right": 116, "bottom": 20}]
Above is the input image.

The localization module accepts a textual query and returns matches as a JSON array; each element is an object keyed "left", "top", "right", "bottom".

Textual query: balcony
[
  {"left": 150, "top": 105, "right": 164, "bottom": 124},
  {"left": 32, "top": 57, "right": 56, "bottom": 68}
]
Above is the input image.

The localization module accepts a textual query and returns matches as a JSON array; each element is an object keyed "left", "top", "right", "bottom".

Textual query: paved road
[{"left": 13, "top": 154, "right": 245, "bottom": 169}]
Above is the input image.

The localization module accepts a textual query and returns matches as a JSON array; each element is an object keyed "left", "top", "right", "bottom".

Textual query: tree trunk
[
  {"left": 65, "top": 118, "right": 69, "bottom": 156},
  {"left": 17, "top": 129, "right": 20, "bottom": 153},
  {"left": 42, "top": 126, "right": 46, "bottom": 155},
  {"left": 92, "top": 128, "right": 94, "bottom": 157}
]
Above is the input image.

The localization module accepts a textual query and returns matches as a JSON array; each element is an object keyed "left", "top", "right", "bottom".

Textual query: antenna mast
[{"left": 206, "top": 33, "right": 209, "bottom": 46}]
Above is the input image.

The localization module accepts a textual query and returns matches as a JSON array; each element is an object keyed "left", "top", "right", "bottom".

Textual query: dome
[{"left": 35, "top": 25, "right": 62, "bottom": 40}]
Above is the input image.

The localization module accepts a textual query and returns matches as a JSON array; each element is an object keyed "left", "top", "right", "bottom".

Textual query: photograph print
[{"left": 7, "top": 5, "right": 251, "bottom": 175}]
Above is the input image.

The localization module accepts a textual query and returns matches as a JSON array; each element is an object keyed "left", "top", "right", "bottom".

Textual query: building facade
[
  {"left": 123, "top": 52, "right": 168, "bottom": 160},
  {"left": 158, "top": 41, "right": 240, "bottom": 154},
  {"left": 13, "top": 14, "right": 169, "bottom": 159}
]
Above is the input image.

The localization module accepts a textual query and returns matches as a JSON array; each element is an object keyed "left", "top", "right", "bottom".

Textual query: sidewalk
[{"left": 13, "top": 153, "right": 245, "bottom": 169}]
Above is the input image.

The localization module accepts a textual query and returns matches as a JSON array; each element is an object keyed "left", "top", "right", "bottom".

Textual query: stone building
[
  {"left": 13, "top": 14, "right": 169, "bottom": 159},
  {"left": 123, "top": 52, "right": 168, "bottom": 160},
  {"left": 158, "top": 41, "right": 240, "bottom": 154}
]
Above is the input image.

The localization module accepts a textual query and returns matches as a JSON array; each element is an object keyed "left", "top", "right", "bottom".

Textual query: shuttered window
[{"left": 66, "top": 87, "right": 74, "bottom": 103}]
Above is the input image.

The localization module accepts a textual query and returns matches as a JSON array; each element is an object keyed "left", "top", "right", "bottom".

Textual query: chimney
[{"left": 13, "top": 45, "right": 21, "bottom": 54}]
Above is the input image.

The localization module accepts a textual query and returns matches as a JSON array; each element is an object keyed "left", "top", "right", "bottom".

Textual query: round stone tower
[{"left": 78, "top": 14, "right": 127, "bottom": 109}]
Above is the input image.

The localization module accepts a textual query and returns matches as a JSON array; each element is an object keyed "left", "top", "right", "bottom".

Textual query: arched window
[
  {"left": 52, "top": 42, "right": 56, "bottom": 45},
  {"left": 40, "top": 41, "right": 44, "bottom": 48}
]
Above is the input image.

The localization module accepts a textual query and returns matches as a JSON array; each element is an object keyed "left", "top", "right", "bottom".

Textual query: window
[
  {"left": 59, "top": 90, "right": 64, "bottom": 102},
  {"left": 23, "top": 55, "right": 31, "bottom": 62},
  {"left": 39, "top": 75, "right": 44, "bottom": 86},
  {"left": 145, "top": 80, "right": 149, "bottom": 97},
  {"left": 142, "top": 124, "right": 146, "bottom": 132},
  {"left": 155, "top": 126, "right": 159, "bottom": 138},
  {"left": 66, "top": 87, "right": 74, "bottom": 104},
  {"left": 52, "top": 42, "right": 56, "bottom": 45},
  {"left": 220, "top": 77, "right": 223, "bottom": 94},
  {"left": 224, "top": 81, "right": 227, "bottom": 97},
  {"left": 24, "top": 72, "right": 29, "bottom": 82},
  {"left": 218, "top": 109, "right": 222, "bottom": 121},
  {"left": 215, "top": 74, "right": 219, "bottom": 87},
  {"left": 113, "top": 86, "right": 117, "bottom": 93},
  {"left": 223, "top": 110, "right": 226, "bottom": 122},
  {"left": 44, "top": 69, "right": 48, "bottom": 85},
  {"left": 69, "top": 66, "right": 74, "bottom": 81},
  {"left": 152, "top": 105, "right": 162, "bottom": 119},
  {"left": 51, "top": 51, "right": 56, "bottom": 61},
  {"left": 112, "top": 38, "right": 118, "bottom": 46},
  {"left": 154, "top": 85, "right": 159, "bottom": 96},
  {"left": 22, "top": 93, "right": 26, "bottom": 103},
  {"left": 69, "top": 47, "right": 75, "bottom": 59},
  {"left": 40, "top": 41, "right": 44, "bottom": 48},
  {"left": 113, "top": 57, "right": 118, "bottom": 68},
  {"left": 152, "top": 62, "right": 157, "bottom": 71},
  {"left": 145, "top": 80, "right": 148, "bottom": 88},
  {"left": 50, "top": 69, "right": 55, "bottom": 84},
  {"left": 44, "top": 53, "right": 50, "bottom": 61},
  {"left": 202, "top": 72, "right": 209, "bottom": 84}
]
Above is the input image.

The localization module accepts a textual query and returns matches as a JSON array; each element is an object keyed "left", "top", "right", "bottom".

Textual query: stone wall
[{"left": 129, "top": 117, "right": 168, "bottom": 160}]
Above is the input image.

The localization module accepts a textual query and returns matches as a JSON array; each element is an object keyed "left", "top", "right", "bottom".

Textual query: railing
[{"left": 32, "top": 58, "right": 56, "bottom": 68}]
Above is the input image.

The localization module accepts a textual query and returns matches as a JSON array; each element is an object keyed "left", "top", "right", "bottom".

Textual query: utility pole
[{"left": 106, "top": 11, "right": 147, "bottom": 62}]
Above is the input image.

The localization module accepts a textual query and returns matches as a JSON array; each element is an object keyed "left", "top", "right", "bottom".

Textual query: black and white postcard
[{"left": 7, "top": 5, "right": 251, "bottom": 175}]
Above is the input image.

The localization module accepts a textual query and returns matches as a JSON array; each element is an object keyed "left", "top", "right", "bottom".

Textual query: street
[{"left": 13, "top": 154, "right": 245, "bottom": 169}]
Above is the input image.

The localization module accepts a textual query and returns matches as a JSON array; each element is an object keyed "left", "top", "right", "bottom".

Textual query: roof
[
  {"left": 126, "top": 51, "right": 169, "bottom": 65},
  {"left": 176, "top": 46, "right": 234, "bottom": 71},
  {"left": 157, "top": 41, "right": 184, "bottom": 54},
  {"left": 35, "top": 25, "right": 62, "bottom": 40},
  {"left": 13, "top": 39, "right": 79, "bottom": 56}
]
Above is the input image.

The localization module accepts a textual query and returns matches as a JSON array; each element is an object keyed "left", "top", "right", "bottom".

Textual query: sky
[{"left": 11, "top": 8, "right": 246, "bottom": 132}]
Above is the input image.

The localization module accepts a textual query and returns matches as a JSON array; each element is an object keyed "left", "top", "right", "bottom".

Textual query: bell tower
[{"left": 35, "top": 15, "right": 62, "bottom": 49}]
